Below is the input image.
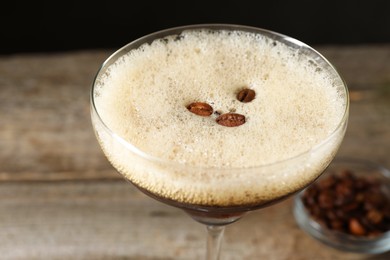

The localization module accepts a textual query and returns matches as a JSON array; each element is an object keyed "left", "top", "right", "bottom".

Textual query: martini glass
[{"left": 90, "top": 24, "right": 349, "bottom": 259}]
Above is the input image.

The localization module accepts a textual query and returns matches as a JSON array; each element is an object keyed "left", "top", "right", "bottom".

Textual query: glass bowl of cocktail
[{"left": 90, "top": 24, "right": 349, "bottom": 259}]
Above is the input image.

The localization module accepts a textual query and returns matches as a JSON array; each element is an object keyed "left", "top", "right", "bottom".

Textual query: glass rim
[{"left": 90, "top": 23, "right": 350, "bottom": 171}]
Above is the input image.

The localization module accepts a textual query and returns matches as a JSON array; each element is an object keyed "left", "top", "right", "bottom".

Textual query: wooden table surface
[{"left": 1, "top": 46, "right": 389, "bottom": 259}]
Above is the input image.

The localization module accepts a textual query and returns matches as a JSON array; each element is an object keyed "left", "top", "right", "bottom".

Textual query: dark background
[{"left": 2, "top": 0, "right": 390, "bottom": 54}]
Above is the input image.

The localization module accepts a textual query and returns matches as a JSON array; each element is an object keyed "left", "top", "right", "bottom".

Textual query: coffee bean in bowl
[{"left": 293, "top": 158, "right": 390, "bottom": 254}]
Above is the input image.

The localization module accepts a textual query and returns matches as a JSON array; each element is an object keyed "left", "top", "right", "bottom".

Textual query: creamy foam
[{"left": 93, "top": 28, "right": 347, "bottom": 206}]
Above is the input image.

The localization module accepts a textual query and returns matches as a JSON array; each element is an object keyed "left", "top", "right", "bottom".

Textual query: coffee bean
[
  {"left": 237, "top": 88, "right": 256, "bottom": 103},
  {"left": 187, "top": 102, "right": 213, "bottom": 116},
  {"left": 318, "top": 191, "right": 334, "bottom": 209},
  {"left": 366, "top": 210, "right": 384, "bottom": 225},
  {"left": 216, "top": 113, "right": 246, "bottom": 127},
  {"left": 349, "top": 218, "right": 366, "bottom": 236},
  {"left": 330, "top": 220, "right": 344, "bottom": 232},
  {"left": 301, "top": 168, "right": 390, "bottom": 237}
]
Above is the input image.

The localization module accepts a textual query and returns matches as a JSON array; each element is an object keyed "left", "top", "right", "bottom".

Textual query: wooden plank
[
  {"left": 0, "top": 51, "right": 117, "bottom": 181},
  {"left": 1, "top": 47, "right": 390, "bottom": 182},
  {"left": 0, "top": 47, "right": 389, "bottom": 259},
  {"left": 321, "top": 46, "right": 390, "bottom": 167},
  {"left": 2, "top": 180, "right": 388, "bottom": 259}
]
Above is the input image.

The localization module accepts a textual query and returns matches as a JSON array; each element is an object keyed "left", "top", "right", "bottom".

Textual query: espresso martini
[{"left": 92, "top": 27, "right": 347, "bottom": 208}]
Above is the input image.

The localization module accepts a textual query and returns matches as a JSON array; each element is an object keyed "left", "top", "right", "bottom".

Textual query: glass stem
[{"left": 206, "top": 225, "right": 225, "bottom": 260}]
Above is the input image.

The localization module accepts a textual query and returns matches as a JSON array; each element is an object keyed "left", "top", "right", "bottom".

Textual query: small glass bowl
[{"left": 294, "top": 158, "right": 390, "bottom": 254}]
